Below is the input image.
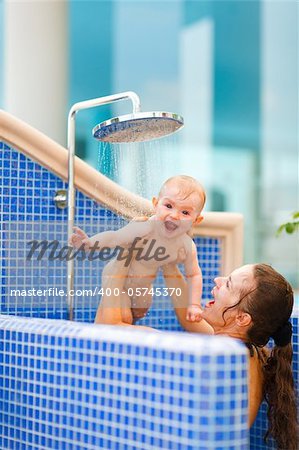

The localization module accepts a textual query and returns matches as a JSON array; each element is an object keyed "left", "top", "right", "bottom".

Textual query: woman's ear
[
  {"left": 152, "top": 197, "right": 158, "bottom": 208},
  {"left": 236, "top": 312, "right": 252, "bottom": 328}
]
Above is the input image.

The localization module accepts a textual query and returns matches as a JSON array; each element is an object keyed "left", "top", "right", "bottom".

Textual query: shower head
[{"left": 92, "top": 111, "right": 184, "bottom": 143}]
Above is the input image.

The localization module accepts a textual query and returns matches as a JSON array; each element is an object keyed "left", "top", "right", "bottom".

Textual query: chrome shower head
[{"left": 92, "top": 111, "right": 184, "bottom": 143}]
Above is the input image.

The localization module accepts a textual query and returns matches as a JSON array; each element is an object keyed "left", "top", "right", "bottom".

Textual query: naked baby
[{"left": 70, "top": 175, "right": 206, "bottom": 325}]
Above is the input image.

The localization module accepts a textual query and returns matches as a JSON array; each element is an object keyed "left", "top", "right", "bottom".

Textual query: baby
[{"left": 70, "top": 175, "right": 205, "bottom": 325}]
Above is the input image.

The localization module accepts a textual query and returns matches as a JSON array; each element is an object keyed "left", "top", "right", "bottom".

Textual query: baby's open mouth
[{"left": 164, "top": 221, "right": 178, "bottom": 232}]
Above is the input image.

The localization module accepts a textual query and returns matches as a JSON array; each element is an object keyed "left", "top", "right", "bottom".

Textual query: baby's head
[
  {"left": 159, "top": 175, "right": 206, "bottom": 212},
  {"left": 152, "top": 175, "right": 206, "bottom": 236}
]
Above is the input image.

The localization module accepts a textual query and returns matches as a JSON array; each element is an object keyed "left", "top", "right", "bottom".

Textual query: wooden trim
[
  {"left": 0, "top": 109, "right": 244, "bottom": 273},
  {"left": 194, "top": 212, "right": 244, "bottom": 273}
]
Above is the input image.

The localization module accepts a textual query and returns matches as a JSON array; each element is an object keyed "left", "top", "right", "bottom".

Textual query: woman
[
  {"left": 95, "top": 261, "right": 298, "bottom": 450},
  {"left": 163, "top": 262, "right": 298, "bottom": 450}
]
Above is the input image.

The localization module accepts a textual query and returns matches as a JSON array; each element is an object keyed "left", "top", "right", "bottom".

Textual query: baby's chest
[{"left": 136, "top": 238, "right": 187, "bottom": 266}]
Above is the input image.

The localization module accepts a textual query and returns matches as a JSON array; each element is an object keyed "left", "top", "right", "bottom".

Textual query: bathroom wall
[{"left": 2, "top": 1, "right": 68, "bottom": 145}]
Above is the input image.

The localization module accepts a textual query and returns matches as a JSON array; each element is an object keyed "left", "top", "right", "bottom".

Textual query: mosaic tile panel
[{"left": 0, "top": 316, "right": 249, "bottom": 450}]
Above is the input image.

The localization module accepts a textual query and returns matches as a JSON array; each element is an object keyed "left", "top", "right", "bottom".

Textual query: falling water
[
  {"left": 97, "top": 132, "right": 181, "bottom": 200},
  {"left": 96, "top": 125, "right": 185, "bottom": 325}
]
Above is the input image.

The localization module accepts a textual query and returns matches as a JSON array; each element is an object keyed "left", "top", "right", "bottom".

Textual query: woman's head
[
  {"left": 201, "top": 264, "right": 255, "bottom": 335},
  {"left": 202, "top": 263, "right": 294, "bottom": 346}
]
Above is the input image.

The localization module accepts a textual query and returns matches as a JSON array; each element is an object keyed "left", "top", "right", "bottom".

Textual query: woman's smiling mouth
[{"left": 205, "top": 300, "right": 215, "bottom": 308}]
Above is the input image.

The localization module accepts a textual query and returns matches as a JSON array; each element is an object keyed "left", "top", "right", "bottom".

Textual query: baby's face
[{"left": 153, "top": 184, "right": 203, "bottom": 238}]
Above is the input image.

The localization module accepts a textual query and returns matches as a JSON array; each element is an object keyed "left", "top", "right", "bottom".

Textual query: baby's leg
[
  {"left": 95, "top": 290, "right": 133, "bottom": 325},
  {"left": 95, "top": 259, "right": 133, "bottom": 325}
]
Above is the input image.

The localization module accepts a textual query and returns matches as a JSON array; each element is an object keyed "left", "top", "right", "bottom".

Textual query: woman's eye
[
  {"left": 226, "top": 280, "right": 229, "bottom": 288},
  {"left": 182, "top": 211, "right": 189, "bottom": 216}
]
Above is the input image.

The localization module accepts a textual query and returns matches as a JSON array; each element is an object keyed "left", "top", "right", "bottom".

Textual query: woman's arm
[
  {"left": 162, "top": 263, "right": 214, "bottom": 334},
  {"left": 248, "top": 349, "right": 264, "bottom": 427}
]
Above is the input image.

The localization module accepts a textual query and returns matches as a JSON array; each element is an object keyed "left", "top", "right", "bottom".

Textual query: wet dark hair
[{"left": 223, "top": 264, "right": 298, "bottom": 449}]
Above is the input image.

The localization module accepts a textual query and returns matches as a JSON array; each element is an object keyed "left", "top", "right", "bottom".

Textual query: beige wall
[{"left": 3, "top": 0, "right": 68, "bottom": 146}]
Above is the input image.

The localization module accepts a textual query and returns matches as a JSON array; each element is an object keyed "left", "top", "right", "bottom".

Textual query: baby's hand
[
  {"left": 69, "top": 227, "right": 92, "bottom": 251},
  {"left": 186, "top": 304, "right": 203, "bottom": 322}
]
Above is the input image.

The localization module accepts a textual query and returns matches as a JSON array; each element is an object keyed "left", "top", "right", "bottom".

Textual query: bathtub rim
[{"left": 0, "top": 314, "right": 248, "bottom": 356}]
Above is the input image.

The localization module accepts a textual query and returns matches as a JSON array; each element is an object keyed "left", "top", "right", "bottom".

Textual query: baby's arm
[
  {"left": 184, "top": 241, "right": 203, "bottom": 322},
  {"left": 69, "top": 227, "right": 90, "bottom": 250},
  {"left": 70, "top": 220, "right": 152, "bottom": 251}
]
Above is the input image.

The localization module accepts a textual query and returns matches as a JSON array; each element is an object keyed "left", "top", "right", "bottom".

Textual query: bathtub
[{"left": 0, "top": 110, "right": 297, "bottom": 449}]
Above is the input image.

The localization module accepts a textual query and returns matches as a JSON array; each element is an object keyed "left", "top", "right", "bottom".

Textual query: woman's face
[{"left": 201, "top": 264, "right": 255, "bottom": 330}]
